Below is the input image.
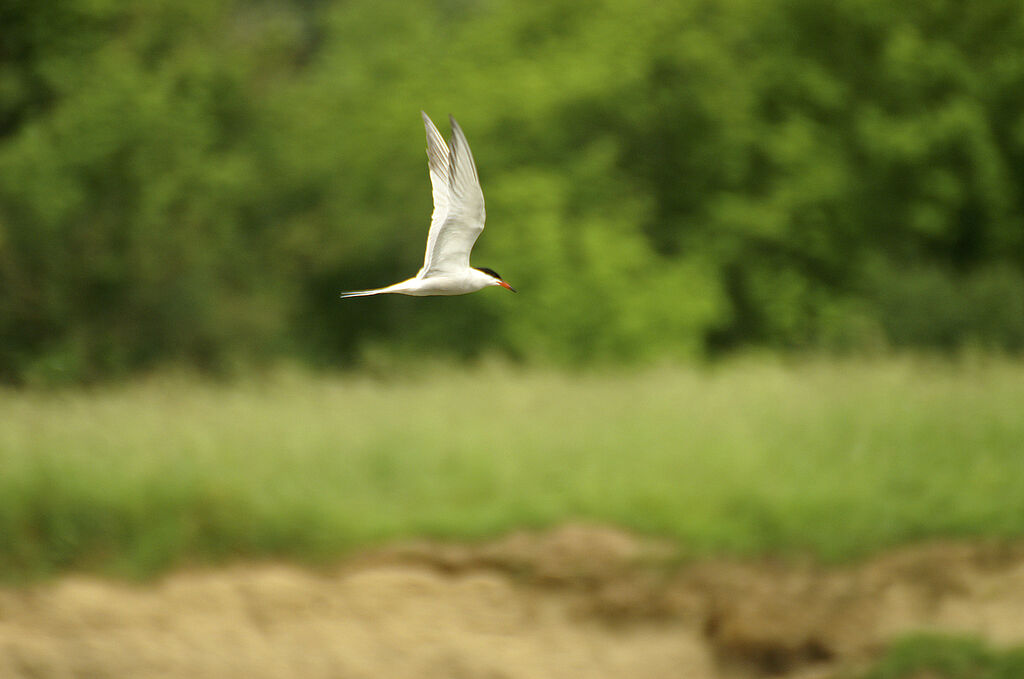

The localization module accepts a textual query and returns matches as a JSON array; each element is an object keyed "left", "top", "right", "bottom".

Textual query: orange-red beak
[{"left": 497, "top": 280, "right": 517, "bottom": 293}]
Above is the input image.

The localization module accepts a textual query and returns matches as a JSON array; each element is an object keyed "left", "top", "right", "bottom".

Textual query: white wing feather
[
  {"left": 418, "top": 111, "right": 451, "bottom": 276},
  {"left": 417, "top": 113, "right": 486, "bottom": 277}
]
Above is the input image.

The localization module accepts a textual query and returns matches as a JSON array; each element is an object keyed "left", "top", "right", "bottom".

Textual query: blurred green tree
[{"left": 1, "top": 0, "right": 1022, "bottom": 382}]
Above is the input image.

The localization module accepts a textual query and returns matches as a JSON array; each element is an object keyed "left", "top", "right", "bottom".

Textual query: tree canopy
[{"left": 2, "top": 0, "right": 1023, "bottom": 382}]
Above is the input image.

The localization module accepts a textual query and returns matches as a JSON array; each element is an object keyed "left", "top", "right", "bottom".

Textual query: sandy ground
[{"left": 2, "top": 524, "right": 1024, "bottom": 679}]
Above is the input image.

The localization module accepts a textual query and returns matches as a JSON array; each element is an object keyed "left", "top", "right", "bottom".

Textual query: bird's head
[{"left": 474, "top": 267, "right": 516, "bottom": 293}]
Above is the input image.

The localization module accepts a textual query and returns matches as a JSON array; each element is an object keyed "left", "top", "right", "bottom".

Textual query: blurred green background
[
  {"left": 4, "top": 9, "right": 1024, "bottom": 675},
  {"left": 3, "top": 0, "right": 1023, "bottom": 384}
]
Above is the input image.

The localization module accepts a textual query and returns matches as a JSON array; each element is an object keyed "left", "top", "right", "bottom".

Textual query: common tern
[{"left": 340, "top": 112, "right": 516, "bottom": 298}]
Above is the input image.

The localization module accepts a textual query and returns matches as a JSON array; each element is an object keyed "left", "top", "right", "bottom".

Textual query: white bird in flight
[{"left": 340, "top": 112, "right": 516, "bottom": 298}]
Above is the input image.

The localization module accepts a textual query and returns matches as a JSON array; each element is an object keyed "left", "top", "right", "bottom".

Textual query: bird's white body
[
  {"left": 338, "top": 268, "right": 498, "bottom": 297},
  {"left": 341, "top": 113, "right": 515, "bottom": 298}
]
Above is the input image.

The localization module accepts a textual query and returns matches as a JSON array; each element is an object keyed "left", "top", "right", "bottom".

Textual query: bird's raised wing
[
  {"left": 416, "top": 113, "right": 486, "bottom": 277},
  {"left": 418, "top": 111, "right": 450, "bottom": 275}
]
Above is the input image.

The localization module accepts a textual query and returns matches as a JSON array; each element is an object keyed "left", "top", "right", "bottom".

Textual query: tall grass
[{"left": 2, "top": 356, "right": 1023, "bottom": 580}]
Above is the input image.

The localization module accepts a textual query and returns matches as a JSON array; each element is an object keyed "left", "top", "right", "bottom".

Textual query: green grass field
[{"left": 2, "top": 356, "right": 1023, "bottom": 581}]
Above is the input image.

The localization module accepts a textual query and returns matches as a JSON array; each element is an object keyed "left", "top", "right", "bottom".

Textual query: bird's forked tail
[{"left": 339, "top": 288, "right": 386, "bottom": 299}]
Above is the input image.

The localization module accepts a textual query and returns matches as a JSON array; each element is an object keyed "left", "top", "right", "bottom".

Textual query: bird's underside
[
  {"left": 340, "top": 112, "right": 515, "bottom": 298},
  {"left": 339, "top": 272, "right": 490, "bottom": 298}
]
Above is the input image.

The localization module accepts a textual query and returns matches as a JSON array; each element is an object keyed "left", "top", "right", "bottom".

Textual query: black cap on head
[{"left": 474, "top": 267, "right": 503, "bottom": 280}]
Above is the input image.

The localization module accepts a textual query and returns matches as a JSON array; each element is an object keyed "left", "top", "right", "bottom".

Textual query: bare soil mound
[{"left": 2, "top": 524, "right": 1024, "bottom": 679}]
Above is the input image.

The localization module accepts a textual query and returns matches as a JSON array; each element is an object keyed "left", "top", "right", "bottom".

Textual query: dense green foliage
[
  {"left": 2, "top": 358, "right": 1023, "bottom": 580},
  {"left": 2, "top": 0, "right": 1023, "bottom": 381},
  {"left": 859, "top": 635, "right": 1024, "bottom": 679}
]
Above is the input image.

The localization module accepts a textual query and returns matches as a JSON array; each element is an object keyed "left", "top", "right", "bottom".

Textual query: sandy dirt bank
[{"left": 3, "top": 524, "right": 1024, "bottom": 679}]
